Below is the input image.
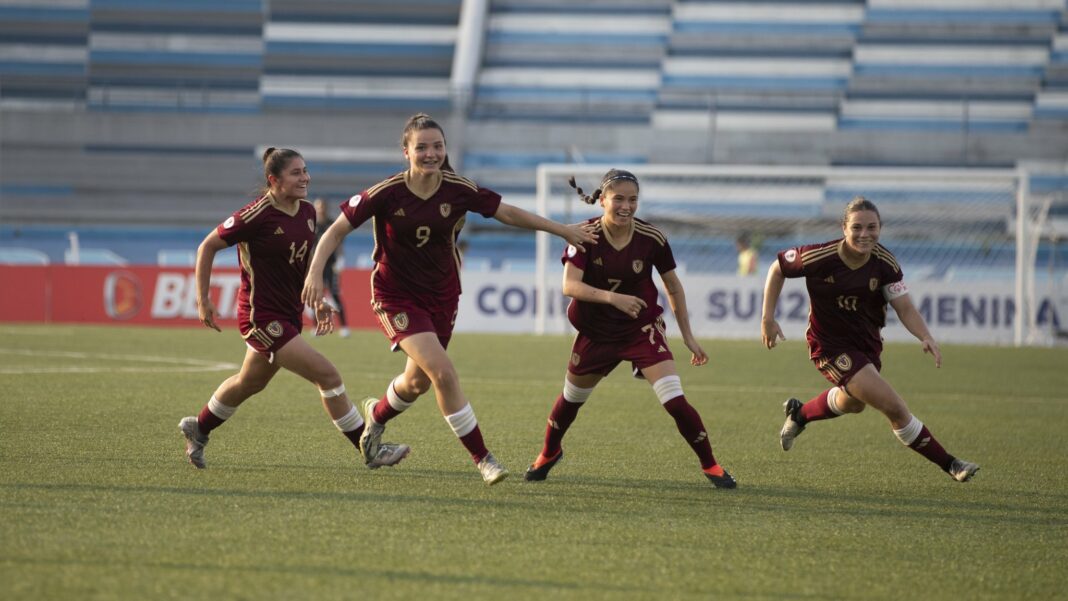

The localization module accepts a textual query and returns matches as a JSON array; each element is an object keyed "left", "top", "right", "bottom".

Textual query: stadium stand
[{"left": 0, "top": 0, "right": 88, "bottom": 110}]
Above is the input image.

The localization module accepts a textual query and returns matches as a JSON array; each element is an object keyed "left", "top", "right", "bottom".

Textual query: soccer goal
[{"left": 533, "top": 163, "right": 1067, "bottom": 346}]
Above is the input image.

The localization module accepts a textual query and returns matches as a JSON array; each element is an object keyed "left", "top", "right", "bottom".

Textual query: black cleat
[
  {"left": 705, "top": 468, "right": 737, "bottom": 489},
  {"left": 524, "top": 449, "right": 563, "bottom": 481}
]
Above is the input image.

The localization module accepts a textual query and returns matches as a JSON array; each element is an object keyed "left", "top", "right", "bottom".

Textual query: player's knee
[
  {"left": 405, "top": 374, "right": 431, "bottom": 397},
  {"left": 426, "top": 364, "right": 459, "bottom": 392},
  {"left": 238, "top": 375, "right": 271, "bottom": 396}
]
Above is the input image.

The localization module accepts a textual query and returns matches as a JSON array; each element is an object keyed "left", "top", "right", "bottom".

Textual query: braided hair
[{"left": 567, "top": 168, "right": 640, "bottom": 205}]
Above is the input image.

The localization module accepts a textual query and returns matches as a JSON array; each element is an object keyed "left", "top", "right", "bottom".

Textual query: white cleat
[
  {"left": 179, "top": 416, "right": 209, "bottom": 469},
  {"left": 780, "top": 398, "right": 805, "bottom": 451},
  {"left": 365, "top": 442, "right": 410, "bottom": 470},
  {"left": 948, "top": 458, "right": 980, "bottom": 482},
  {"left": 358, "top": 397, "right": 385, "bottom": 465},
  {"left": 477, "top": 452, "right": 509, "bottom": 485}
]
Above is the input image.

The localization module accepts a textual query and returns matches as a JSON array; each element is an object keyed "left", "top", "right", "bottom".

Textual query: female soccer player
[
  {"left": 302, "top": 113, "right": 597, "bottom": 485},
  {"left": 178, "top": 148, "right": 410, "bottom": 470},
  {"left": 760, "top": 196, "right": 979, "bottom": 482},
  {"left": 523, "top": 169, "right": 736, "bottom": 488}
]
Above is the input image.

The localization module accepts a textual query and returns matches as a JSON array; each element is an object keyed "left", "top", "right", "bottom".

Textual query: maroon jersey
[
  {"left": 563, "top": 217, "right": 676, "bottom": 342},
  {"left": 777, "top": 239, "right": 903, "bottom": 359},
  {"left": 341, "top": 171, "right": 501, "bottom": 310},
  {"left": 217, "top": 194, "right": 317, "bottom": 325}
]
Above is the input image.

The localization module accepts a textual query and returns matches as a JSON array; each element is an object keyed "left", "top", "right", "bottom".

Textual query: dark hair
[
  {"left": 567, "top": 168, "right": 640, "bottom": 205},
  {"left": 401, "top": 113, "right": 453, "bottom": 172},
  {"left": 260, "top": 147, "right": 303, "bottom": 195},
  {"left": 843, "top": 195, "right": 881, "bottom": 226}
]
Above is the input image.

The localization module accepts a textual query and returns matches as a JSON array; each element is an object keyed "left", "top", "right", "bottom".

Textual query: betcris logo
[
  {"left": 150, "top": 272, "right": 242, "bottom": 319},
  {"left": 103, "top": 271, "right": 142, "bottom": 320}
]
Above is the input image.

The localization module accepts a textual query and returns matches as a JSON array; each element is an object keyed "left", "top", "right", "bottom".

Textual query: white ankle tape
[
  {"left": 893, "top": 416, "right": 923, "bottom": 446},
  {"left": 207, "top": 396, "right": 237, "bottom": 419},
  {"left": 332, "top": 405, "right": 364, "bottom": 432},
  {"left": 320, "top": 384, "right": 346, "bottom": 399},
  {"left": 562, "top": 379, "right": 594, "bottom": 404},
  {"left": 652, "top": 375, "right": 684, "bottom": 405},
  {"left": 445, "top": 403, "right": 478, "bottom": 437},
  {"left": 387, "top": 377, "right": 415, "bottom": 411},
  {"left": 827, "top": 387, "right": 845, "bottom": 416}
]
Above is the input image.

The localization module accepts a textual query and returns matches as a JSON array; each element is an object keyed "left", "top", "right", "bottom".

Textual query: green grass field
[{"left": 1, "top": 323, "right": 1066, "bottom": 600}]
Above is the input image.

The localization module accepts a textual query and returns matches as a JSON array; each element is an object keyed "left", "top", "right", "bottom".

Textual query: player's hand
[
  {"left": 922, "top": 337, "right": 942, "bottom": 368},
  {"left": 610, "top": 293, "right": 647, "bottom": 319},
  {"left": 197, "top": 297, "right": 222, "bottom": 332},
  {"left": 761, "top": 318, "right": 785, "bottom": 349},
  {"left": 684, "top": 337, "right": 708, "bottom": 366},
  {"left": 314, "top": 302, "right": 336, "bottom": 337},
  {"left": 562, "top": 223, "right": 598, "bottom": 252},
  {"left": 301, "top": 274, "right": 325, "bottom": 309}
]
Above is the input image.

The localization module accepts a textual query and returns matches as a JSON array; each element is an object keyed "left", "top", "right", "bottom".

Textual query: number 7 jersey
[{"left": 777, "top": 239, "right": 904, "bottom": 359}]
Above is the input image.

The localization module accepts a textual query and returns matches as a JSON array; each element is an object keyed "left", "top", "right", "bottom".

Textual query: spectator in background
[
  {"left": 523, "top": 169, "right": 736, "bottom": 489},
  {"left": 178, "top": 148, "right": 409, "bottom": 471},
  {"left": 736, "top": 232, "right": 758, "bottom": 276},
  {"left": 760, "top": 196, "right": 979, "bottom": 482},
  {"left": 302, "top": 113, "right": 597, "bottom": 485},
  {"left": 313, "top": 198, "right": 350, "bottom": 338}
]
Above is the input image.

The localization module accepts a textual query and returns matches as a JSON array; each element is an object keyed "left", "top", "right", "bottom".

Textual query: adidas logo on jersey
[
  {"left": 824, "top": 275, "right": 835, "bottom": 283},
  {"left": 593, "top": 257, "right": 603, "bottom": 266},
  {"left": 657, "top": 345, "right": 667, "bottom": 353},
  {"left": 394, "top": 208, "right": 406, "bottom": 217},
  {"left": 274, "top": 227, "right": 284, "bottom": 235}
]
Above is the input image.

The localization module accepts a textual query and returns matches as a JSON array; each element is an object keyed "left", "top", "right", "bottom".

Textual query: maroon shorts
[
  {"left": 240, "top": 316, "right": 302, "bottom": 361},
  {"left": 813, "top": 348, "right": 881, "bottom": 387},
  {"left": 568, "top": 317, "right": 674, "bottom": 378},
  {"left": 372, "top": 297, "right": 457, "bottom": 350}
]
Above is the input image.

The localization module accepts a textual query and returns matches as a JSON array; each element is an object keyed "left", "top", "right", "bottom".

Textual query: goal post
[{"left": 534, "top": 163, "right": 1066, "bottom": 346}]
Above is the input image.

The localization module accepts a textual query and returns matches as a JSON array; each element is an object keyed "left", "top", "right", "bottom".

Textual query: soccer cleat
[
  {"left": 524, "top": 449, "right": 563, "bottom": 481},
  {"left": 178, "top": 416, "right": 209, "bottom": 469},
  {"left": 477, "top": 452, "right": 509, "bottom": 485},
  {"left": 704, "top": 466, "right": 737, "bottom": 489},
  {"left": 358, "top": 397, "right": 385, "bottom": 465},
  {"left": 780, "top": 397, "right": 805, "bottom": 451},
  {"left": 948, "top": 458, "right": 980, "bottom": 482},
  {"left": 365, "top": 442, "right": 410, "bottom": 469}
]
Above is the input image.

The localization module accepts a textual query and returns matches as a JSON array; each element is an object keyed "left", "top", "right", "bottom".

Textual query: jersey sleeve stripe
[
  {"left": 238, "top": 197, "right": 270, "bottom": 221},
  {"left": 873, "top": 245, "right": 901, "bottom": 272},
  {"left": 442, "top": 172, "right": 479, "bottom": 192},
  {"left": 634, "top": 223, "right": 667, "bottom": 246},
  {"left": 365, "top": 174, "right": 405, "bottom": 198},
  {"left": 800, "top": 245, "right": 837, "bottom": 265}
]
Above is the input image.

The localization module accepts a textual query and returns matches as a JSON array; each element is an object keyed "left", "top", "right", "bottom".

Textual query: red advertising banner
[{"left": 0, "top": 265, "right": 377, "bottom": 328}]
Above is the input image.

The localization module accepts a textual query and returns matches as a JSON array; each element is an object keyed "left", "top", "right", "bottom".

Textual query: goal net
[{"left": 533, "top": 163, "right": 1067, "bottom": 346}]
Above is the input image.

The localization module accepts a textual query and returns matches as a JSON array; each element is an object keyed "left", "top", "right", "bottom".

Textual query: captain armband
[{"left": 882, "top": 280, "right": 909, "bottom": 301}]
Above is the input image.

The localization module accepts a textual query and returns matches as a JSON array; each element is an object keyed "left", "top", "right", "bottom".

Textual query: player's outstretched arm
[
  {"left": 890, "top": 294, "right": 942, "bottom": 368},
  {"left": 302, "top": 217, "right": 354, "bottom": 309},
  {"left": 493, "top": 202, "right": 597, "bottom": 251},
  {"left": 195, "top": 231, "right": 229, "bottom": 332},
  {"left": 660, "top": 269, "right": 707, "bottom": 366},
  {"left": 760, "top": 260, "right": 786, "bottom": 349}
]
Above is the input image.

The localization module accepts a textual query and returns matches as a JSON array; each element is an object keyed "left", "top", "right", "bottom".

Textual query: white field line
[{"left": 0, "top": 348, "right": 239, "bottom": 374}]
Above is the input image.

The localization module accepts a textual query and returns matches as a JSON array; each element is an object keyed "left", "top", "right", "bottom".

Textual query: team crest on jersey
[
  {"left": 223, "top": 216, "right": 235, "bottom": 229},
  {"left": 784, "top": 249, "right": 798, "bottom": 263},
  {"left": 869, "top": 278, "right": 879, "bottom": 291},
  {"left": 393, "top": 312, "right": 409, "bottom": 331},
  {"left": 439, "top": 203, "right": 452, "bottom": 218},
  {"left": 566, "top": 245, "right": 577, "bottom": 258},
  {"left": 348, "top": 194, "right": 362, "bottom": 208},
  {"left": 266, "top": 320, "right": 284, "bottom": 338},
  {"left": 570, "top": 352, "right": 581, "bottom": 366},
  {"left": 307, "top": 219, "right": 315, "bottom": 232},
  {"left": 834, "top": 353, "right": 853, "bottom": 371},
  {"left": 632, "top": 260, "right": 643, "bottom": 273}
]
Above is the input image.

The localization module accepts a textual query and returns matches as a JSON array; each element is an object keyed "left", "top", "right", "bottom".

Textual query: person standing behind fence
[
  {"left": 178, "top": 148, "right": 409, "bottom": 470},
  {"left": 314, "top": 198, "right": 350, "bottom": 338},
  {"left": 302, "top": 113, "right": 598, "bottom": 485},
  {"left": 736, "top": 232, "right": 758, "bottom": 276},
  {"left": 523, "top": 169, "right": 736, "bottom": 489},
  {"left": 760, "top": 195, "right": 979, "bottom": 482}
]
